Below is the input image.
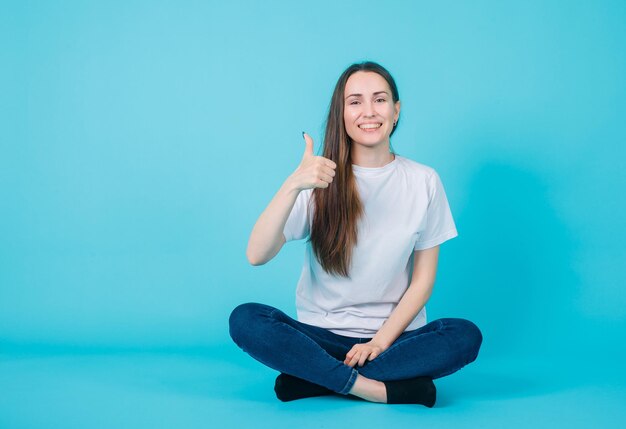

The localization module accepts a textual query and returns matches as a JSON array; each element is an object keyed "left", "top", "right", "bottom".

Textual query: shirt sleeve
[
  {"left": 414, "top": 170, "right": 458, "bottom": 250},
  {"left": 283, "top": 189, "right": 312, "bottom": 242}
]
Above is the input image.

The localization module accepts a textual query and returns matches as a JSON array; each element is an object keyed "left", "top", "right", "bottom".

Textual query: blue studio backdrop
[{"left": 1, "top": 0, "right": 625, "bottom": 409}]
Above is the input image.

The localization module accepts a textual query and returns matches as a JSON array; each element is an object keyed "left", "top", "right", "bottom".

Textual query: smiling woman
[
  {"left": 229, "top": 61, "right": 482, "bottom": 406},
  {"left": 344, "top": 76, "right": 400, "bottom": 150},
  {"left": 310, "top": 65, "right": 402, "bottom": 278}
]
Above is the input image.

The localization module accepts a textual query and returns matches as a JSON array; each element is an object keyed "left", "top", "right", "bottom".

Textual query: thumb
[{"left": 302, "top": 132, "right": 314, "bottom": 157}]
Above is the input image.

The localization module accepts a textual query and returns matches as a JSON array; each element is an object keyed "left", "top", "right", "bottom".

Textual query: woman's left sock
[
  {"left": 384, "top": 376, "right": 437, "bottom": 407},
  {"left": 274, "top": 373, "right": 333, "bottom": 402}
]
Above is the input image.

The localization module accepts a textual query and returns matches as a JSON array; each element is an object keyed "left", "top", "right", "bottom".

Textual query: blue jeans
[{"left": 229, "top": 302, "right": 483, "bottom": 395}]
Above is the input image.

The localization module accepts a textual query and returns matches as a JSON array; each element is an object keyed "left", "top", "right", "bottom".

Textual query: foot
[
  {"left": 384, "top": 376, "right": 436, "bottom": 407},
  {"left": 274, "top": 373, "right": 333, "bottom": 402},
  {"left": 347, "top": 375, "right": 387, "bottom": 403}
]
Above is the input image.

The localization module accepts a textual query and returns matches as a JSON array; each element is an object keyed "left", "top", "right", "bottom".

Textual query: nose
[{"left": 363, "top": 100, "right": 376, "bottom": 117}]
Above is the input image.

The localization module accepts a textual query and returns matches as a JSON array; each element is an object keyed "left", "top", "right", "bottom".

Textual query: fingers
[
  {"left": 344, "top": 347, "right": 366, "bottom": 368},
  {"left": 308, "top": 162, "right": 336, "bottom": 189},
  {"left": 293, "top": 132, "right": 337, "bottom": 191},
  {"left": 345, "top": 352, "right": 360, "bottom": 368},
  {"left": 344, "top": 347, "right": 358, "bottom": 367},
  {"left": 301, "top": 132, "right": 337, "bottom": 168},
  {"left": 323, "top": 158, "right": 337, "bottom": 169},
  {"left": 302, "top": 132, "right": 314, "bottom": 157},
  {"left": 346, "top": 350, "right": 369, "bottom": 367},
  {"left": 318, "top": 167, "right": 335, "bottom": 182},
  {"left": 367, "top": 350, "right": 381, "bottom": 361},
  {"left": 344, "top": 345, "right": 383, "bottom": 367}
]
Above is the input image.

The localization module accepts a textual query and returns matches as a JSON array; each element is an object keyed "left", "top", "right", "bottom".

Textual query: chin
[
  {"left": 351, "top": 139, "right": 387, "bottom": 147},
  {"left": 348, "top": 130, "right": 391, "bottom": 145}
]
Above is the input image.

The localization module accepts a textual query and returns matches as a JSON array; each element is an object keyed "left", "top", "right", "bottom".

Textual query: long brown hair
[{"left": 309, "top": 61, "right": 400, "bottom": 277}]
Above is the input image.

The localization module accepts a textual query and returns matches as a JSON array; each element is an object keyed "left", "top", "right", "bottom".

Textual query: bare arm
[
  {"left": 245, "top": 179, "right": 299, "bottom": 265},
  {"left": 246, "top": 133, "right": 337, "bottom": 265},
  {"left": 344, "top": 245, "right": 440, "bottom": 367},
  {"left": 371, "top": 245, "right": 440, "bottom": 348}
]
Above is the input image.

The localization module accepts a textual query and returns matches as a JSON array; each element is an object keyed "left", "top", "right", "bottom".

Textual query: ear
[{"left": 394, "top": 100, "right": 401, "bottom": 121}]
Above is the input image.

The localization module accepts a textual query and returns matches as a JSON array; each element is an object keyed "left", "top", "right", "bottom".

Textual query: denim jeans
[{"left": 229, "top": 302, "right": 482, "bottom": 395}]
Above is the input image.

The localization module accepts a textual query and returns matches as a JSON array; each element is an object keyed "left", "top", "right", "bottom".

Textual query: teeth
[{"left": 359, "top": 123, "right": 382, "bottom": 129}]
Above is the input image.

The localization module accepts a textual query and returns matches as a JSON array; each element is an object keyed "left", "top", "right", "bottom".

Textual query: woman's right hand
[{"left": 289, "top": 132, "right": 337, "bottom": 190}]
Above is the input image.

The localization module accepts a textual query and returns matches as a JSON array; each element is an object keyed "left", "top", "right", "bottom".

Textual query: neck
[{"left": 351, "top": 141, "right": 395, "bottom": 167}]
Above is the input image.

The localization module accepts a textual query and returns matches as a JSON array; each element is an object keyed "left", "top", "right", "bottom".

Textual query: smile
[{"left": 358, "top": 123, "right": 382, "bottom": 130}]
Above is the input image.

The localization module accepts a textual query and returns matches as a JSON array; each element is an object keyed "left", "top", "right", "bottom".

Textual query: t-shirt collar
[{"left": 352, "top": 154, "right": 398, "bottom": 177}]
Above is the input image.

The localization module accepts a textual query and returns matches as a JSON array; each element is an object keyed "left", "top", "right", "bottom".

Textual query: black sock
[
  {"left": 383, "top": 376, "right": 436, "bottom": 407},
  {"left": 274, "top": 373, "right": 333, "bottom": 402}
]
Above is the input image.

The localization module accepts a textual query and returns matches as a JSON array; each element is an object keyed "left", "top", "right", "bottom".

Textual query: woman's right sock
[
  {"left": 274, "top": 373, "right": 333, "bottom": 402},
  {"left": 383, "top": 376, "right": 436, "bottom": 407}
]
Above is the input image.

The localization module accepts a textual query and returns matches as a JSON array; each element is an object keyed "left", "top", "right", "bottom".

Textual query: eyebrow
[{"left": 345, "top": 91, "right": 389, "bottom": 100}]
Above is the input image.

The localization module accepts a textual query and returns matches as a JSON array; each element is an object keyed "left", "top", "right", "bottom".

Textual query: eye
[
  {"left": 349, "top": 100, "right": 360, "bottom": 105},
  {"left": 375, "top": 98, "right": 386, "bottom": 103}
]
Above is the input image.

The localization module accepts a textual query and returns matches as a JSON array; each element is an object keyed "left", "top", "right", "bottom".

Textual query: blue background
[{"left": 1, "top": 1, "right": 625, "bottom": 428}]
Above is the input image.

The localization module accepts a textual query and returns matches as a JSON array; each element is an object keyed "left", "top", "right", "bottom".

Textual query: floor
[{"left": 1, "top": 344, "right": 625, "bottom": 429}]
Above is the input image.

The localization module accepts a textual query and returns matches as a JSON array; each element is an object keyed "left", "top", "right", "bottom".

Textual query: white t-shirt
[{"left": 283, "top": 154, "right": 458, "bottom": 338}]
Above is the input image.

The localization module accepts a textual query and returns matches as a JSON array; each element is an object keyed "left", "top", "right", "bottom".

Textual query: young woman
[{"left": 229, "top": 61, "right": 482, "bottom": 406}]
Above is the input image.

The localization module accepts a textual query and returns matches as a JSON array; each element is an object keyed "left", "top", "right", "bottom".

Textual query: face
[{"left": 343, "top": 71, "right": 400, "bottom": 148}]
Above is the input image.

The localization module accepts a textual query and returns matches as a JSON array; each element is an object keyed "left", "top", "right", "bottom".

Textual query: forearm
[
  {"left": 371, "top": 281, "right": 433, "bottom": 349},
  {"left": 246, "top": 133, "right": 336, "bottom": 266},
  {"left": 246, "top": 177, "right": 300, "bottom": 265}
]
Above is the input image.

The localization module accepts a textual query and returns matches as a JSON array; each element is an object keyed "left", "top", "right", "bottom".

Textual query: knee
[
  {"left": 229, "top": 302, "right": 267, "bottom": 346},
  {"left": 446, "top": 318, "right": 483, "bottom": 363}
]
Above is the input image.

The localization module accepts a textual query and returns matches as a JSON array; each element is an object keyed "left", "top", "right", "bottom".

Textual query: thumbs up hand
[{"left": 290, "top": 132, "right": 337, "bottom": 191}]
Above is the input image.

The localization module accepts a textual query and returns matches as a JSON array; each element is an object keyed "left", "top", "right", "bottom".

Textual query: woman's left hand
[{"left": 344, "top": 341, "right": 386, "bottom": 367}]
